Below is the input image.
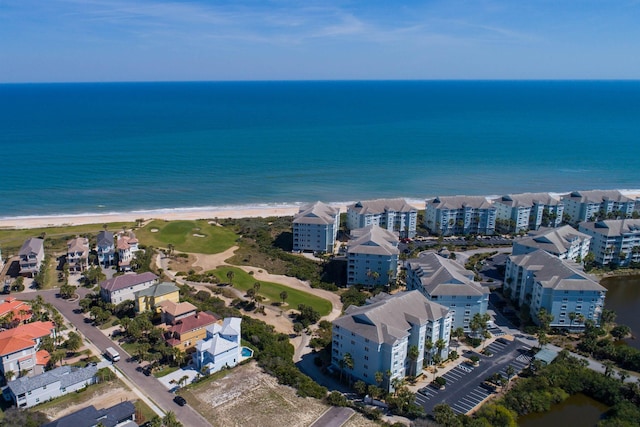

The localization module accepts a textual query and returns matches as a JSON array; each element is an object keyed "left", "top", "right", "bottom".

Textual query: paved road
[
  {"left": 38, "top": 289, "right": 213, "bottom": 427},
  {"left": 309, "top": 406, "right": 355, "bottom": 427}
]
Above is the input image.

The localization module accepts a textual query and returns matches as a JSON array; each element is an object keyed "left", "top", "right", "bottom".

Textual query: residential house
[
  {"left": 5, "top": 364, "right": 97, "bottom": 408},
  {"left": 18, "top": 238, "right": 44, "bottom": 277},
  {"left": 347, "top": 198, "right": 418, "bottom": 238},
  {"left": 405, "top": 253, "right": 489, "bottom": 331},
  {"left": 134, "top": 282, "right": 180, "bottom": 313},
  {"left": 346, "top": 225, "right": 399, "bottom": 287},
  {"left": 66, "top": 237, "right": 89, "bottom": 273},
  {"left": 164, "top": 311, "right": 219, "bottom": 351},
  {"left": 0, "top": 321, "right": 55, "bottom": 377},
  {"left": 158, "top": 300, "right": 198, "bottom": 325},
  {"left": 512, "top": 225, "right": 591, "bottom": 262},
  {"left": 42, "top": 401, "right": 136, "bottom": 427},
  {"left": 292, "top": 201, "right": 340, "bottom": 253},
  {"left": 0, "top": 297, "right": 33, "bottom": 326},
  {"left": 116, "top": 232, "right": 139, "bottom": 271},
  {"left": 99, "top": 272, "right": 158, "bottom": 305},
  {"left": 493, "top": 192, "right": 564, "bottom": 233},
  {"left": 504, "top": 250, "right": 606, "bottom": 328},
  {"left": 97, "top": 231, "right": 115, "bottom": 267},
  {"left": 193, "top": 317, "right": 242, "bottom": 375},
  {"left": 332, "top": 291, "right": 451, "bottom": 390},
  {"left": 562, "top": 190, "right": 636, "bottom": 224},
  {"left": 578, "top": 219, "right": 640, "bottom": 266},
  {"left": 425, "top": 196, "right": 496, "bottom": 236}
]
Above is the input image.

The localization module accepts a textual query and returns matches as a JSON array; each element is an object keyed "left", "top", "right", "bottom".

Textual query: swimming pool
[{"left": 241, "top": 347, "right": 253, "bottom": 357}]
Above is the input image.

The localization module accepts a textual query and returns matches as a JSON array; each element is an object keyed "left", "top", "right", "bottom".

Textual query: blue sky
[{"left": 1, "top": 0, "right": 639, "bottom": 82}]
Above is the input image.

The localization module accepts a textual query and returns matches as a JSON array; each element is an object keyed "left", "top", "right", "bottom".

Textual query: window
[{"left": 364, "top": 355, "right": 369, "bottom": 361}]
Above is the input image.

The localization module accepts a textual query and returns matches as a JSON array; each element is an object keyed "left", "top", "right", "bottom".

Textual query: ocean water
[{"left": 1, "top": 81, "right": 639, "bottom": 218}]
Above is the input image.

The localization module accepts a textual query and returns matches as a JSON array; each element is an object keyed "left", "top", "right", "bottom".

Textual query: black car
[{"left": 173, "top": 395, "right": 187, "bottom": 406}]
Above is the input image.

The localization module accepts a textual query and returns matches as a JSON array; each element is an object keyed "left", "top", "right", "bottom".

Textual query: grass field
[
  {"left": 211, "top": 266, "right": 332, "bottom": 316},
  {"left": 135, "top": 220, "right": 238, "bottom": 254}
]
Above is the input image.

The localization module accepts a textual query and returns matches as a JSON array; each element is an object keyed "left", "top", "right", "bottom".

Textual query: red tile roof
[
  {"left": 0, "top": 336, "right": 36, "bottom": 356},
  {"left": 36, "top": 349, "right": 50, "bottom": 365},
  {"left": 166, "top": 312, "right": 218, "bottom": 337},
  {"left": 0, "top": 298, "right": 33, "bottom": 323},
  {"left": 0, "top": 321, "right": 54, "bottom": 341}
]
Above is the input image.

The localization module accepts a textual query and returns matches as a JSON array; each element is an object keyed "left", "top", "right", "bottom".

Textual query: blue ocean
[{"left": 1, "top": 81, "right": 639, "bottom": 218}]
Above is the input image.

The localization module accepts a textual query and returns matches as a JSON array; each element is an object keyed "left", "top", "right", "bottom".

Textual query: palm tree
[
  {"left": 162, "top": 411, "right": 182, "bottom": 427},
  {"left": 505, "top": 365, "right": 515, "bottom": 390},
  {"left": 424, "top": 340, "right": 434, "bottom": 365},
  {"left": 435, "top": 338, "right": 446, "bottom": 359},
  {"left": 226, "top": 270, "right": 235, "bottom": 287},
  {"left": 408, "top": 345, "right": 420, "bottom": 376},
  {"left": 568, "top": 312, "right": 577, "bottom": 330},
  {"left": 603, "top": 360, "right": 616, "bottom": 378},
  {"left": 253, "top": 282, "right": 261, "bottom": 298},
  {"left": 342, "top": 353, "right": 354, "bottom": 384},
  {"left": 279, "top": 291, "right": 288, "bottom": 306},
  {"left": 4, "top": 370, "right": 15, "bottom": 382}
]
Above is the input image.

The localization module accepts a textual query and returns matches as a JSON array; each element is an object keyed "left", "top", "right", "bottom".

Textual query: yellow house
[
  {"left": 164, "top": 312, "right": 219, "bottom": 351},
  {"left": 135, "top": 282, "right": 180, "bottom": 313}
]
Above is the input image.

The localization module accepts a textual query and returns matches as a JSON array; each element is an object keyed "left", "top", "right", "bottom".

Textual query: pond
[
  {"left": 600, "top": 274, "right": 640, "bottom": 349},
  {"left": 517, "top": 393, "right": 609, "bottom": 427}
]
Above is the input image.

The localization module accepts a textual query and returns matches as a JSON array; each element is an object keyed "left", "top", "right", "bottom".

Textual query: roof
[
  {"left": 36, "top": 349, "right": 50, "bottom": 365},
  {"left": 135, "top": 282, "right": 179, "bottom": 298},
  {"left": 167, "top": 312, "right": 218, "bottom": 336},
  {"left": 564, "top": 189, "right": 634, "bottom": 204},
  {"left": 18, "top": 238, "right": 43, "bottom": 256},
  {"left": 508, "top": 250, "right": 606, "bottom": 292},
  {"left": 42, "top": 401, "right": 136, "bottom": 427},
  {"left": 196, "top": 317, "right": 241, "bottom": 356},
  {"left": 0, "top": 298, "right": 32, "bottom": 323},
  {"left": 116, "top": 232, "right": 138, "bottom": 250},
  {"left": 66, "top": 237, "right": 89, "bottom": 253},
  {"left": 0, "top": 321, "right": 54, "bottom": 341},
  {"left": 348, "top": 225, "right": 399, "bottom": 256},
  {"left": 0, "top": 336, "right": 36, "bottom": 355},
  {"left": 97, "top": 230, "right": 114, "bottom": 247},
  {"left": 348, "top": 198, "right": 417, "bottom": 216},
  {"left": 8, "top": 365, "right": 97, "bottom": 396},
  {"left": 407, "top": 253, "right": 489, "bottom": 297},
  {"left": 517, "top": 225, "right": 591, "bottom": 255},
  {"left": 428, "top": 195, "right": 494, "bottom": 210},
  {"left": 293, "top": 201, "right": 340, "bottom": 225},
  {"left": 578, "top": 219, "right": 640, "bottom": 237},
  {"left": 493, "top": 192, "right": 562, "bottom": 208},
  {"left": 534, "top": 347, "right": 559, "bottom": 365},
  {"left": 100, "top": 272, "right": 158, "bottom": 292},
  {"left": 157, "top": 300, "right": 197, "bottom": 317},
  {"left": 333, "top": 291, "right": 449, "bottom": 345}
]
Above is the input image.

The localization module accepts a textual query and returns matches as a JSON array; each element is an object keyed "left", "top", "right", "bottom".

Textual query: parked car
[{"left": 173, "top": 395, "right": 187, "bottom": 406}]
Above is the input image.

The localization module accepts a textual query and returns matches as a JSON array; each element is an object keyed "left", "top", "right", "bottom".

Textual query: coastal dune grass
[
  {"left": 212, "top": 266, "right": 332, "bottom": 316},
  {"left": 136, "top": 220, "right": 238, "bottom": 254}
]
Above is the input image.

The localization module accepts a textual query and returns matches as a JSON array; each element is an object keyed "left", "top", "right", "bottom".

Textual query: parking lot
[{"left": 415, "top": 338, "right": 532, "bottom": 416}]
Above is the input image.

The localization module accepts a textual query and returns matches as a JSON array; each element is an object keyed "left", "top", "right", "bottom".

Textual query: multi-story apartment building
[
  {"left": 347, "top": 225, "right": 399, "bottom": 287},
  {"left": 96, "top": 230, "right": 115, "bottom": 267},
  {"left": 332, "top": 291, "right": 451, "bottom": 390},
  {"left": 493, "top": 192, "right": 564, "bottom": 233},
  {"left": 99, "top": 272, "right": 158, "bottom": 304},
  {"left": 504, "top": 250, "right": 606, "bottom": 328},
  {"left": 578, "top": 219, "right": 640, "bottom": 266},
  {"left": 347, "top": 198, "right": 417, "bottom": 238},
  {"left": 405, "top": 253, "right": 489, "bottom": 331},
  {"left": 18, "top": 238, "right": 44, "bottom": 277},
  {"left": 66, "top": 237, "right": 89, "bottom": 273},
  {"left": 562, "top": 190, "right": 636, "bottom": 224},
  {"left": 512, "top": 225, "right": 591, "bottom": 262},
  {"left": 292, "top": 201, "right": 340, "bottom": 253},
  {"left": 425, "top": 196, "right": 496, "bottom": 236}
]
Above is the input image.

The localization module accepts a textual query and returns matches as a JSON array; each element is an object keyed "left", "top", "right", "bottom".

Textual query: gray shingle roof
[
  {"left": 97, "top": 231, "right": 114, "bottom": 247},
  {"left": 18, "top": 238, "right": 43, "bottom": 256},
  {"left": 407, "top": 253, "right": 489, "bottom": 297},
  {"left": 517, "top": 225, "right": 590, "bottom": 255},
  {"left": 42, "top": 401, "right": 136, "bottom": 427},
  {"left": 565, "top": 190, "right": 634, "bottom": 204},
  {"left": 333, "top": 291, "right": 449, "bottom": 345},
  {"left": 348, "top": 198, "right": 417, "bottom": 215},
  {"left": 493, "top": 192, "right": 562, "bottom": 207},
  {"left": 8, "top": 365, "right": 97, "bottom": 396},
  {"left": 578, "top": 219, "right": 640, "bottom": 237},
  {"left": 293, "top": 201, "right": 340, "bottom": 225},
  {"left": 428, "top": 196, "right": 494, "bottom": 210},
  {"left": 348, "top": 225, "right": 399, "bottom": 256},
  {"left": 100, "top": 272, "right": 158, "bottom": 292},
  {"left": 134, "top": 282, "right": 179, "bottom": 298}
]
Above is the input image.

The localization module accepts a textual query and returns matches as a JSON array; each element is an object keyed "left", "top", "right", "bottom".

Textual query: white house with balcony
[
  {"left": 504, "top": 249, "right": 606, "bottom": 329},
  {"left": 425, "top": 196, "right": 496, "bottom": 236},
  {"left": 193, "top": 317, "right": 242, "bottom": 375},
  {"left": 332, "top": 291, "right": 451, "bottom": 391},
  {"left": 18, "top": 238, "right": 44, "bottom": 278},
  {"left": 562, "top": 190, "right": 636, "bottom": 224},
  {"left": 493, "top": 192, "right": 564, "bottom": 233},
  {"left": 96, "top": 231, "right": 115, "bottom": 267},
  {"left": 292, "top": 201, "right": 340, "bottom": 253},
  {"left": 347, "top": 198, "right": 418, "bottom": 238},
  {"left": 512, "top": 225, "right": 591, "bottom": 262},
  {"left": 66, "top": 237, "right": 90, "bottom": 273},
  {"left": 578, "top": 219, "right": 640, "bottom": 266},
  {"left": 347, "top": 225, "right": 399, "bottom": 287},
  {"left": 116, "top": 232, "right": 139, "bottom": 271}
]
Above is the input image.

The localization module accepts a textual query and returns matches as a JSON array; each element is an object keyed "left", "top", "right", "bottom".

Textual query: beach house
[
  {"left": 96, "top": 230, "right": 115, "bottom": 267},
  {"left": 18, "top": 237, "right": 44, "bottom": 277},
  {"left": 405, "top": 252, "right": 489, "bottom": 331},
  {"left": 578, "top": 219, "right": 640, "bottom": 266},
  {"left": 134, "top": 282, "right": 180, "bottom": 313},
  {"left": 346, "top": 225, "right": 399, "bottom": 287},
  {"left": 561, "top": 190, "right": 636, "bottom": 224},
  {"left": 99, "top": 272, "right": 158, "bottom": 304},
  {"left": 193, "top": 317, "right": 242, "bottom": 375},
  {"left": 116, "top": 232, "right": 139, "bottom": 271},
  {"left": 0, "top": 321, "right": 55, "bottom": 378},
  {"left": 512, "top": 225, "right": 591, "bottom": 262},
  {"left": 292, "top": 201, "right": 340, "bottom": 253},
  {"left": 504, "top": 249, "right": 606, "bottom": 328},
  {"left": 158, "top": 300, "right": 198, "bottom": 325},
  {"left": 347, "top": 198, "right": 418, "bottom": 238},
  {"left": 164, "top": 311, "right": 219, "bottom": 351},
  {"left": 0, "top": 297, "right": 33, "bottom": 326},
  {"left": 425, "top": 196, "right": 496, "bottom": 236},
  {"left": 493, "top": 192, "right": 564, "bottom": 233},
  {"left": 66, "top": 237, "right": 90, "bottom": 273},
  {"left": 332, "top": 291, "right": 451, "bottom": 390}
]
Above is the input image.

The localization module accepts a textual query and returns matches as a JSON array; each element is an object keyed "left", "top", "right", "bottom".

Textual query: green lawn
[
  {"left": 212, "top": 266, "right": 332, "bottom": 316},
  {"left": 135, "top": 220, "right": 238, "bottom": 254}
]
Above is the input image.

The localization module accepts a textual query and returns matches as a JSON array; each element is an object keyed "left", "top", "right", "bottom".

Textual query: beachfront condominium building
[
  {"left": 561, "top": 190, "right": 636, "bottom": 224},
  {"left": 493, "top": 192, "right": 564, "bottom": 233},
  {"left": 18, "top": 238, "right": 44, "bottom": 278},
  {"left": 512, "top": 225, "right": 591, "bottom": 262},
  {"left": 99, "top": 272, "right": 158, "bottom": 304},
  {"left": 292, "top": 201, "right": 340, "bottom": 253},
  {"left": 116, "top": 231, "right": 139, "bottom": 271},
  {"left": 405, "top": 253, "right": 489, "bottom": 331},
  {"left": 578, "top": 219, "right": 640, "bottom": 266},
  {"left": 66, "top": 237, "right": 90, "bottom": 273},
  {"left": 96, "top": 230, "right": 115, "bottom": 267},
  {"left": 332, "top": 291, "right": 451, "bottom": 390},
  {"left": 504, "top": 249, "right": 606, "bottom": 328},
  {"left": 194, "top": 317, "right": 242, "bottom": 375},
  {"left": 347, "top": 198, "right": 418, "bottom": 238},
  {"left": 347, "top": 225, "right": 399, "bottom": 287},
  {"left": 425, "top": 196, "right": 496, "bottom": 236}
]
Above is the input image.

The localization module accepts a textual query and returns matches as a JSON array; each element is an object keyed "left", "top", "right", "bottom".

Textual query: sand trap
[
  {"left": 193, "top": 233, "right": 206, "bottom": 238},
  {"left": 150, "top": 228, "right": 159, "bottom": 233}
]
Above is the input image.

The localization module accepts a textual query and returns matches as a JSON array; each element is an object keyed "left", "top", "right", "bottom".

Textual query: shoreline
[{"left": 1, "top": 189, "right": 638, "bottom": 230}]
